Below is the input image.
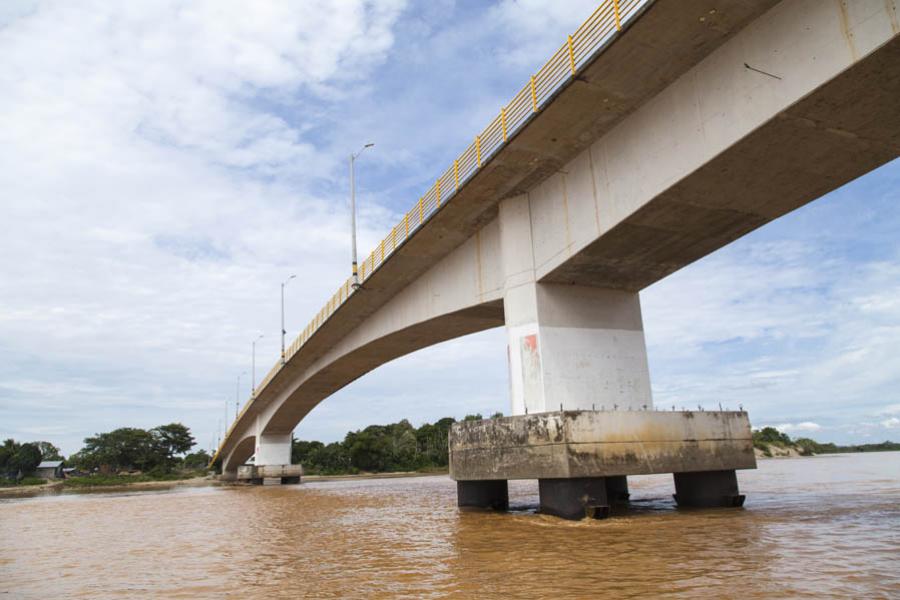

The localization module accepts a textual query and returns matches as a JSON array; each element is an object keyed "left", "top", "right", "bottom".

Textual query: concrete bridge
[{"left": 213, "top": 0, "right": 899, "bottom": 515}]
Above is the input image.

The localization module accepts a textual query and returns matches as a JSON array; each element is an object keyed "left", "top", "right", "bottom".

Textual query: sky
[{"left": 1, "top": 0, "right": 898, "bottom": 455}]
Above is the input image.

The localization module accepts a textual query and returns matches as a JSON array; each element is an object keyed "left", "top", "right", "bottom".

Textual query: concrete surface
[
  {"left": 538, "top": 477, "right": 612, "bottom": 520},
  {"left": 449, "top": 410, "right": 756, "bottom": 481},
  {"left": 234, "top": 464, "right": 303, "bottom": 485},
  {"left": 457, "top": 480, "right": 510, "bottom": 511},
  {"left": 673, "top": 470, "right": 745, "bottom": 508}
]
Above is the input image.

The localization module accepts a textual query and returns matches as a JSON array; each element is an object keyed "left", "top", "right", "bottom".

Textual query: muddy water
[{"left": 1, "top": 452, "right": 899, "bottom": 599}]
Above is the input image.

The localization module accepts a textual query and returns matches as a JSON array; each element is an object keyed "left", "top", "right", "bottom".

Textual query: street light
[
  {"left": 281, "top": 274, "right": 296, "bottom": 364},
  {"left": 350, "top": 142, "right": 374, "bottom": 288},
  {"left": 235, "top": 371, "right": 246, "bottom": 423},
  {"left": 251, "top": 333, "right": 264, "bottom": 396}
]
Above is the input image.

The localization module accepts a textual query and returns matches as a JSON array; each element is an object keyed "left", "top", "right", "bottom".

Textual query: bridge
[{"left": 212, "top": 0, "right": 899, "bottom": 516}]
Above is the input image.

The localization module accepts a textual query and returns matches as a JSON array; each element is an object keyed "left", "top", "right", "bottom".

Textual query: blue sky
[{"left": 1, "top": 0, "right": 898, "bottom": 455}]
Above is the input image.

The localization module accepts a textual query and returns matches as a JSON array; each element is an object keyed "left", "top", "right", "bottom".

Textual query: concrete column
[
  {"left": 673, "top": 470, "right": 745, "bottom": 508},
  {"left": 499, "top": 194, "right": 653, "bottom": 414},
  {"left": 255, "top": 432, "right": 292, "bottom": 466},
  {"left": 457, "top": 480, "right": 509, "bottom": 511},
  {"left": 538, "top": 477, "right": 610, "bottom": 520},
  {"left": 605, "top": 475, "right": 630, "bottom": 505}
]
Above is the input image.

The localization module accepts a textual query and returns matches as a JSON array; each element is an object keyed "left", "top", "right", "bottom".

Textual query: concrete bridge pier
[
  {"left": 448, "top": 193, "right": 756, "bottom": 520},
  {"left": 450, "top": 411, "right": 755, "bottom": 520},
  {"left": 221, "top": 428, "right": 302, "bottom": 484},
  {"left": 538, "top": 477, "right": 612, "bottom": 520},
  {"left": 251, "top": 432, "right": 301, "bottom": 484},
  {"left": 604, "top": 476, "right": 630, "bottom": 505},
  {"left": 457, "top": 480, "right": 509, "bottom": 511},
  {"left": 498, "top": 194, "right": 653, "bottom": 416},
  {"left": 673, "top": 470, "right": 745, "bottom": 508}
]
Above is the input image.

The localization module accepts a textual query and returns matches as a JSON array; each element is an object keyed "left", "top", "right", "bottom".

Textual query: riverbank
[
  {"left": 302, "top": 469, "right": 447, "bottom": 483},
  {"left": 0, "top": 469, "right": 450, "bottom": 499},
  {"left": 0, "top": 475, "right": 217, "bottom": 499}
]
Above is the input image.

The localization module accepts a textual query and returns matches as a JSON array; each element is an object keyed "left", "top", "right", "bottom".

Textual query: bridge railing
[{"left": 216, "top": 0, "right": 648, "bottom": 459}]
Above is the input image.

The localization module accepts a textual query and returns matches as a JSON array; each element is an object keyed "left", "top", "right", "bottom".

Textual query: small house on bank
[{"left": 35, "top": 460, "right": 64, "bottom": 479}]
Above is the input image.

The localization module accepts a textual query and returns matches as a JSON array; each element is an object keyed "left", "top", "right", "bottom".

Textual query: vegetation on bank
[
  {"left": 6, "top": 419, "right": 899, "bottom": 486},
  {"left": 1, "top": 423, "right": 212, "bottom": 487},
  {"left": 62, "top": 472, "right": 194, "bottom": 487},
  {"left": 0, "top": 439, "right": 63, "bottom": 486},
  {"left": 292, "top": 414, "right": 497, "bottom": 475},
  {"left": 752, "top": 427, "right": 900, "bottom": 457},
  {"left": 299, "top": 420, "right": 900, "bottom": 473},
  {"left": 0, "top": 476, "right": 46, "bottom": 487}
]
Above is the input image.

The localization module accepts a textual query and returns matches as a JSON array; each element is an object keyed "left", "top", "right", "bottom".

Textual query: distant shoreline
[
  {"left": 0, "top": 470, "right": 446, "bottom": 499},
  {"left": 0, "top": 476, "right": 216, "bottom": 499},
  {"left": 6, "top": 452, "right": 900, "bottom": 500}
]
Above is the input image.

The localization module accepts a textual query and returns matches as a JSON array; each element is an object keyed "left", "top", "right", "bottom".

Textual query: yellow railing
[{"left": 215, "top": 0, "right": 647, "bottom": 462}]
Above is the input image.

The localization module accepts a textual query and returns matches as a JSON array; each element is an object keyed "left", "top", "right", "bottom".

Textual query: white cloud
[
  {"left": 487, "top": 0, "right": 604, "bottom": 68},
  {"left": 881, "top": 417, "right": 900, "bottom": 429},
  {"left": 773, "top": 422, "right": 822, "bottom": 433},
  {"left": 0, "top": 0, "right": 408, "bottom": 453}
]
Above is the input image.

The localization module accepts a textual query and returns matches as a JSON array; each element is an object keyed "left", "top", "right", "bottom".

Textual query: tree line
[
  {"left": 2, "top": 423, "right": 210, "bottom": 483},
  {"left": 752, "top": 426, "right": 900, "bottom": 456},
  {"left": 291, "top": 413, "right": 499, "bottom": 475},
  {"left": 0, "top": 439, "right": 63, "bottom": 481}
]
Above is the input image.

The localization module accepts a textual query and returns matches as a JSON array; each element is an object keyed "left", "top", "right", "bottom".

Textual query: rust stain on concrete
[
  {"left": 837, "top": 0, "right": 859, "bottom": 61},
  {"left": 887, "top": 0, "right": 899, "bottom": 34}
]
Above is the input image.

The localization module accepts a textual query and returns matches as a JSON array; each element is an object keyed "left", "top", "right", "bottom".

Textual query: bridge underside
[
  {"left": 217, "top": 0, "right": 900, "bottom": 510},
  {"left": 545, "top": 32, "right": 900, "bottom": 289}
]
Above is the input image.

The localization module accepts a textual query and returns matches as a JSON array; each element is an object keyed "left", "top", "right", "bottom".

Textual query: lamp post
[
  {"left": 235, "top": 371, "right": 246, "bottom": 423},
  {"left": 281, "top": 275, "right": 296, "bottom": 364},
  {"left": 251, "top": 334, "right": 264, "bottom": 396},
  {"left": 350, "top": 142, "right": 374, "bottom": 288}
]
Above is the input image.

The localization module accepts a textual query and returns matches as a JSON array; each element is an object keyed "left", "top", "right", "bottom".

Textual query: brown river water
[{"left": 1, "top": 452, "right": 899, "bottom": 599}]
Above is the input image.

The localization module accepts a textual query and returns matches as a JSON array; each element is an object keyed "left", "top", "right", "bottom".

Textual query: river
[{"left": 1, "top": 452, "right": 898, "bottom": 598}]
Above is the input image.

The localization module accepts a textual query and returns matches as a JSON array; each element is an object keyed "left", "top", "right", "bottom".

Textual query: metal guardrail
[{"left": 214, "top": 0, "right": 647, "bottom": 462}]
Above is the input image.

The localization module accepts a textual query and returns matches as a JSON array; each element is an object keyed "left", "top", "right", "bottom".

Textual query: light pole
[
  {"left": 350, "top": 142, "right": 374, "bottom": 288},
  {"left": 281, "top": 274, "right": 296, "bottom": 364},
  {"left": 251, "top": 333, "right": 264, "bottom": 396},
  {"left": 235, "top": 371, "right": 246, "bottom": 423}
]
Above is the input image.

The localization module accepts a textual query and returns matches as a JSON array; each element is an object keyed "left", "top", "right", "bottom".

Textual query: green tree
[
  {"left": 76, "top": 427, "right": 158, "bottom": 472},
  {"left": 37, "top": 441, "right": 63, "bottom": 461},
  {"left": 292, "top": 440, "right": 324, "bottom": 465},
  {"left": 183, "top": 450, "right": 212, "bottom": 469},
  {"left": 151, "top": 423, "right": 195, "bottom": 466},
  {"left": 9, "top": 443, "right": 42, "bottom": 477},
  {"left": 753, "top": 427, "right": 792, "bottom": 446},
  {"left": 314, "top": 443, "right": 352, "bottom": 474},
  {"left": 346, "top": 426, "right": 392, "bottom": 471},
  {"left": 0, "top": 439, "right": 17, "bottom": 474}
]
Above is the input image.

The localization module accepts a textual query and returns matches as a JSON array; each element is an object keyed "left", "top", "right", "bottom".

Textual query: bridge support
[
  {"left": 249, "top": 433, "right": 301, "bottom": 484},
  {"left": 457, "top": 480, "right": 509, "bottom": 511},
  {"left": 673, "top": 469, "right": 744, "bottom": 508},
  {"left": 222, "top": 431, "right": 302, "bottom": 485},
  {"left": 450, "top": 410, "right": 755, "bottom": 520},
  {"left": 453, "top": 194, "right": 756, "bottom": 519},
  {"left": 539, "top": 477, "right": 611, "bottom": 520},
  {"left": 499, "top": 194, "right": 653, "bottom": 415}
]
